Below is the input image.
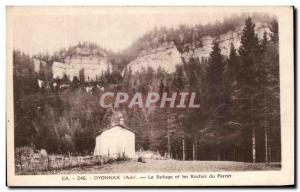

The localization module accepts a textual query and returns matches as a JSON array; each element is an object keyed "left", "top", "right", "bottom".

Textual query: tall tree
[
  {"left": 269, "top": 19, "right": 279, "bottom": 44},
  {"left": 205, "top": 41, "right": 227, "bottom": 159},
  {"left": 222, "top": 43, "right": 243, "bottom": 158},
  {"left": 207, "top": 41, "right": 224, "bottom": 108},
  {"left": 79, "top": 68, "right": 85, "bottom": 83},
  {"left": 258, "top": 27, "right": 280, "bottom": 162},
  {"left": 237, "top": 17, "right": 262, "bottom": 163},
  {"left": 225, "top": 43, "right": 239, "bottom": 87},
  {"left": 261, "top": 32, "right": 269, "bottom": 52}
]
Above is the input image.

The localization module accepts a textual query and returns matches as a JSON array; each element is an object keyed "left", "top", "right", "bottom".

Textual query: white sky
[{"left": 8, "top": 7, "right": 275, "bottom": 55}]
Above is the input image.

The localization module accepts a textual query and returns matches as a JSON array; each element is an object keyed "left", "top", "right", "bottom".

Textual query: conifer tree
[
  {"left": 258, "top": 28, "right": 280, "bottom": 162},
  {"left": 79, "top": 68, "right": 85, "bottom": 83},
  {"left": 236, "top": 17, "right": 262, "bottom": 163},
  {"left": 207, "top": 41, "right": 224, "bottom": 109},
  {"left": 224, "top": 43, "right": 239, "bottom": 130},
  {"left": 226, "top": 43, "right": 239, "bottom": 84},
  {"left": 270, "top": 19, "right": 279, "bottom": 44},
  {"left": 205, "top": 41, "right": 227, "bottom": 159},
  {"left": 261, "top": 32, "right": 269, "bottom": 52}
]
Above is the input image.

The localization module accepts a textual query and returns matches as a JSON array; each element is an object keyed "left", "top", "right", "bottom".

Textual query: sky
[{"left": 7, "top": 7, "right": 275, "bottom": 55}]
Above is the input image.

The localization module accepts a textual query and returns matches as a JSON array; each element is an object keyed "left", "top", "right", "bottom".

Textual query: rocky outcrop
[
  {"left": 33, "top": 58, "right": 47, "bottom": 73},
  {"left": 124, "top": 42, "right": 182, "bottom": 74},
  {"left": 124, "top": 23, "right": 271, "bottom": 74},
  {"left": 52, "top": 46, "right": 112, "bottom": 81},
  {"left": 182, "top": 23, "right": 271, "bottom": 63}
]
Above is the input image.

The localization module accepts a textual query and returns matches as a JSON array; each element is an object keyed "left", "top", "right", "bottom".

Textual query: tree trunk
[
  {"left": 264, "top": 120, "right": 268, "bottom": 163},
  {"left": 167, "top": 126, "right": 170, "bottom": 159},
  {"left": 192, "top": 139, "right": 195, "bottom": 160},
  {"left": 233, "top": 146, "right": 236, "bottom": 161},
  {"left": 182, "top": 137, "right": 185, "bottom": 161},
  {"left": 252, "top": 127, "right": 256, "bottom": 163},
  {"left": 268, "top": 143, "right": 272, "bottom": 162},
  {"left": 195, "top": 138, "right": 198, "bottom": 160}
]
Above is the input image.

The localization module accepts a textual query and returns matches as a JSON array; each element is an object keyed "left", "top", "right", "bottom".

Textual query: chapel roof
[{"left": 94, "top": 124, "right": 136, "bottom": 137}]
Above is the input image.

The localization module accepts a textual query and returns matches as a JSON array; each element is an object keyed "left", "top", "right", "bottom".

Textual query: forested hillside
[{"left": 13, "top": 15, "right": 280, "bottom": 163}]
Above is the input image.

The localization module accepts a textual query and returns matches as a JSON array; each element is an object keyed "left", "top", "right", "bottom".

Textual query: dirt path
[{"left": 38, "top": 159, "right": 280, "bottom": 175}]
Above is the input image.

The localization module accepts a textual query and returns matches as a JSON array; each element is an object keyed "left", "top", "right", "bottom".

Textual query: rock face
[
  {"left": 65, "top": 55, "right": 112, "bottom": 81},
  {"left": 124, "top": 42, "right": 182, "bottom": 74},
  {"left": 33, "top": 58, "right": 47, "bottom": 73},
  {"left": 52, "top": 46, "right": 112, "bottom": 81},
  {"left": 182, "top": 23, "right": 271, "bottom": 63},
  {"left": 124, "top": 23, "right": 271, "bottom": 75}
]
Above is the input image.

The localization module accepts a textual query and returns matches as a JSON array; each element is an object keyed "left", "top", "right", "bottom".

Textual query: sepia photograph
[{"left": 6, "top": 6, "right": 294, "bottom": 186}]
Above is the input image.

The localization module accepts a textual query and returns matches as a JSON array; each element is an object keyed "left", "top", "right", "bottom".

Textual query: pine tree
[
  {"left": 261, "top": 32, "right": 269, "bottom": 52},
  {"left": 224, "top": 43, "right": 240, "bottom": 141},
  {"left": 236, "top": 17, "right": 262, "bottom": 163},
  {"left": 207, "top": 41, "right": 224, "bottom": 109},
  {"left": 258, "top": 30, "right": 280, "bottom": 162},
  {"left": 173, "top": 66, "right": 185, "bottom": 91},
  {"left": 238, "top": 17, "right": 261, "bottom": 83},
  {"left": 254, "top": 31, "right": 271, "bottom": 163},
  {"left": 270, "top": 19, "right": 279, "bottom": 44},
  {"left": 226, "top": 43, "right": 239, "bottom": 84},
  {"left": 205, "top": 41, "right": 227, "bottom": 159},
  {"left": 79, "top": 68, "right": 85, "bottom": 83}
]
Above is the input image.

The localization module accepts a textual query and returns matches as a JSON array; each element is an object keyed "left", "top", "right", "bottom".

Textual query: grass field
[{"left": 36, "top": 159, "right": 281, "bottom": 175}]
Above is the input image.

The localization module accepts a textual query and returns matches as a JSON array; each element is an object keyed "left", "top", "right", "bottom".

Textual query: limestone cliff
[
  {"left": 123, "top": 22, "right": 271, "bottom": 75},
  {"left": 124, "top": 42, "right": 182, "bottom": 74}
]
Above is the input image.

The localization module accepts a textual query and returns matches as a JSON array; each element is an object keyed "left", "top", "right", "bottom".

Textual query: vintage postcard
[{"left": 6, "top": 6, "right": 294, "bottom": 186}]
